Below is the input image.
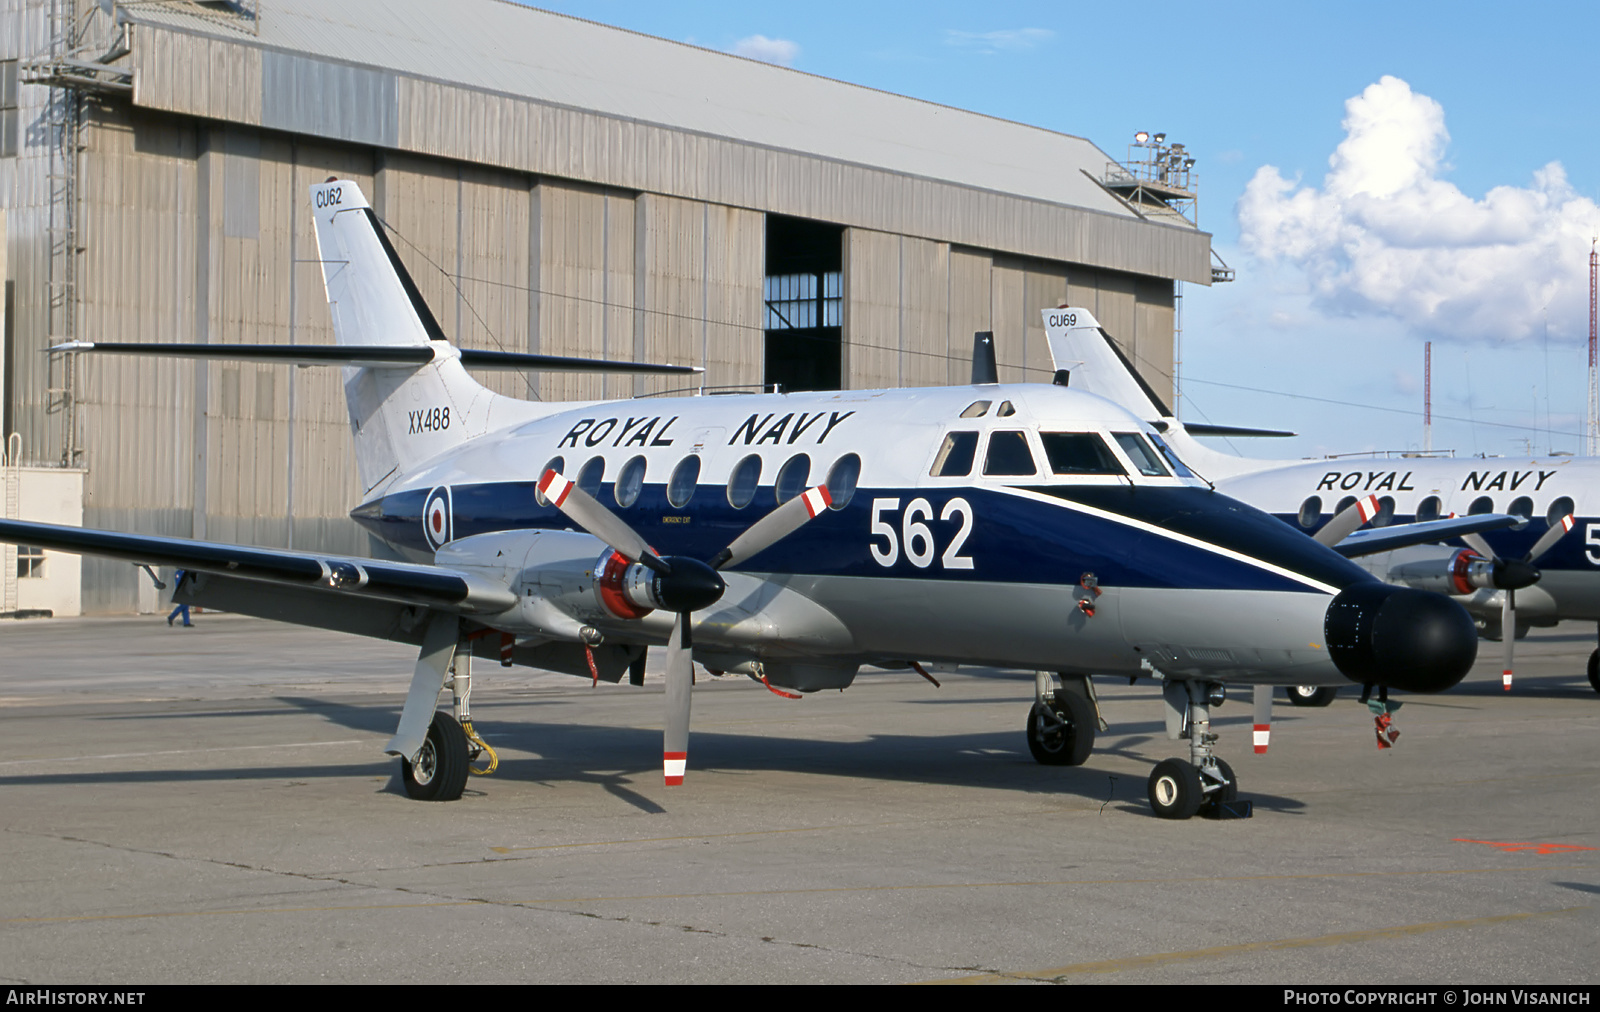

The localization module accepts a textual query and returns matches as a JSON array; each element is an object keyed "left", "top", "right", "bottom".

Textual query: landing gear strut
[
  {"left": 1148, "top": 680, "right": 1247, "bottom": 820},
  {"left": 1026, "top": 672, "right": 1097, "bottom": 766}
]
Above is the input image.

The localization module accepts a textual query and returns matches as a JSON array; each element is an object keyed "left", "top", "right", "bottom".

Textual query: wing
[
  {"left": 1333, "top": 513, "right": 1523, "bottom": 558},
  {"left": 0, "top": 519, "right": 516, "bottom": 613}
]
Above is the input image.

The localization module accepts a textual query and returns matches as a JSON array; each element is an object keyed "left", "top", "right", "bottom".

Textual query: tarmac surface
[{"left": 1, "top": 612, "right": 1597, "bottom": 985}]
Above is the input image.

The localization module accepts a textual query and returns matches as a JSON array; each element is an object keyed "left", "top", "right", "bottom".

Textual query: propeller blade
[
  {"left": 710, "top": 485, "right": 833, "bottom": 570},
  {"left": 1252, "top": 684, "right": 1272, "bottom": 755},
  {"left": 1501, "top": 589, "right": 1516, "bottom": 691},
  {"left": 539, "top": 469, "right": 669, "bottom": 574},
  {"left": 663, "top": 613, "right": 693, "bottom": 786},
  {"left": 1314, "top": 494, "right": 1380, "bottom": 547},
  {"left": 1460, "top": 531, "right": 1497, "bottom": 562},
  {"left": 1522, "top": 513, "right": 1574, "bottom": 564}
]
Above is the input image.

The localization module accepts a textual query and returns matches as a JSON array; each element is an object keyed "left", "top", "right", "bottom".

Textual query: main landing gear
[
  {"left": 1588, "top": 629, "right": 1600, "bottom": 695},
  {"left": 1025, "top": 672, "right": 1098, "bottom": 766},
  {"left": 1286, "top": 684, "right": 1337, "bottom": 707},
  {"left": 1148, "top": 680, "right": 1248, "bottom": 820},
  {"left": 393, "top": 615, "right": 500, "bottom": 802}
]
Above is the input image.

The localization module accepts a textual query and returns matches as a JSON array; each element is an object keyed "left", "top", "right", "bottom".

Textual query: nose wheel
[
  {"left": 1149, "top": 680, "right": 1249, "bottom": 820},
  {"left": 1588, "top": 648, "right": 1600, "bottom": 695}
]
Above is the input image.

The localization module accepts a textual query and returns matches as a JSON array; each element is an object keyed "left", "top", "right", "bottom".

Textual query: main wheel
[
  {"left": 1148, "top": 758, "right": 1203, "bottom": 820},
  {"left": 1589, "top": 649, "right": 1600, "bottom": 696},
  {"left": 1201, "top": 757, "right": 1237, "bottom": 814},
  {"left": 1026, "top": 689, "right": 1095, "bottom": 766},
  {"left": 1286, "top": 685, "right": 1337, "bottom": 707},
  {"left": 402, "top": 711, "right": 470, "bottom": 801}
]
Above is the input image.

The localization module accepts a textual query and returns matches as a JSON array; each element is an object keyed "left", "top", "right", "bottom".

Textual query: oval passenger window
[{"left": 614, "top": 456, "right": 646, "bottom": 508}]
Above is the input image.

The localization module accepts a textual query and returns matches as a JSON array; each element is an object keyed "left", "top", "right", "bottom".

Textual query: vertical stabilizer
[
  {"left": 1040, "top": 307, "right": 1294, "bottom": 480},
  {"left": 310, "top": 179, "right": 496, "bottom": 496}
]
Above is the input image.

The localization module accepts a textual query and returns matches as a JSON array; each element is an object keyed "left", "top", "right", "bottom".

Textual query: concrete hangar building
[{"left": 0, "top": 0, "right": 1217, "bottom": 616}]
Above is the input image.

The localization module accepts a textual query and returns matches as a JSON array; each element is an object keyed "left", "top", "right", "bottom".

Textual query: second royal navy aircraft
[
  {"left": 1041, "top": 306, "right": 1595, "bottom": 700},
  {"left": 0, "top": 181, "right": 1500, "bottom": 819}
]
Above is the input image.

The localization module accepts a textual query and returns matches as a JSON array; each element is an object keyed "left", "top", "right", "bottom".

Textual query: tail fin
[
  {"left": 1039, "top": 307, "right": 1295, "bottom": 481},
  {"left": 311, "top": 179, "right": 496, "bottom": 496}
]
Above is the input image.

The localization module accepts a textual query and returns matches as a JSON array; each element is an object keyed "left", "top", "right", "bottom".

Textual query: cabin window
[
  {"left": 1417, "top": 496, "right": 1443, "bottom": 523},
  {"left": 535, "top": 455, "right": 566, "bottom": 506},
  {"left": 1548, "top": 496, "right": 1575, "bottom": 527},
  {"left": 1038, "top": 432, "right": 1122, "bottom": 476},
  {"left": 615, "top": 456, "right": 647, "bottom": 508},
  {"left": 667, "top": 456, "right": 701, "bottom": 508},
  {"left": 727, "top": 454, "right": 761, "bottom": 509},
  {"left": 775, "top": 454, "right": 811, "bottom": 504},
  {"left": 1298, "top": 496, "right": 1323, "bottom": 529},
  {"left": 825, "top": 453, "right": 861, "bottom": 510},
  {"left": 930, "top": 432, "right": 978, "bottom": 477},
  {"left": 577, "top": 456, "right": 605, "bottom": 498},
  {"left": 1509, "top": 496, "right": 1534, "bottom": 521},
  {"left": 959, "top": 401, "right": 990, "bottom": 419},
  {"left": 1469, "top": 496, "right": 1494, "bottom": 515},
  {"left": 1335, "top": 496, "right": 1357, "bottom": 517},
  {"left": 1112, "top": 433, "right": 1170, "bottom": 477},
  {"left": 983, "top": 431, "right": 1038, "bottom": 477},
  {"left": 1373, "top": 496, "right": 1396, "bottom": 527}
]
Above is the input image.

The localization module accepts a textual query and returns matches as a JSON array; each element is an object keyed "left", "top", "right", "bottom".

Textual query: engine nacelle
[{"left": 1388, "top": 549, "right": 1539, "bottom": 596}]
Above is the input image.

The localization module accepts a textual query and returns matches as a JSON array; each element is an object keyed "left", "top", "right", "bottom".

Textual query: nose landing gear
[{"left": 1148, "top": 680, "right": 1251, "bottom": 820}]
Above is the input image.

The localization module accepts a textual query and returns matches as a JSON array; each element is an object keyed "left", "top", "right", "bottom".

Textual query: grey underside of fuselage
[{"left": 788, "top": 575, "right": 1346, "bottom": 685}]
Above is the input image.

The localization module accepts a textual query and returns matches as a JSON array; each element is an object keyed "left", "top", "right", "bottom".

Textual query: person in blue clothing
[{"left": 167, "top": 569, "right": 192, "bottom": 627}]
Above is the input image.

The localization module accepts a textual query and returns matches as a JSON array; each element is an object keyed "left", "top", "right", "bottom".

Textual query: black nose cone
[{"left": 1325, "top": 583, "right": 1477, "bottom": 692}]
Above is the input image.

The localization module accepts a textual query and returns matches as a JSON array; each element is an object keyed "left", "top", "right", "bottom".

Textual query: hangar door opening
[{"left": 763, "top": 216, "right": 843, "bottom": 392}]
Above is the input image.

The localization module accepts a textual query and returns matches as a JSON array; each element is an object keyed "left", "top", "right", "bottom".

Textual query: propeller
[
  {"left": 537, "top": 468, "right": 833, "bottom": 784},
  {"left": 1313, "top": 494, "right": 1381, "bottom": 548},
  {"left": 1458, "top": 513, "right": 1573, "bottom": 691}
]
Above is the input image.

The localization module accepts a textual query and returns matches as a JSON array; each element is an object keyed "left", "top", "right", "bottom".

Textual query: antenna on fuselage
[{"left": 971, "top": 331, "right": 998, "bottom": 385}]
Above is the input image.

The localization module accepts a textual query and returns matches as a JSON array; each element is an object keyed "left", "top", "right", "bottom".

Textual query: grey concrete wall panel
[
  {"left": 261, "top": 51, "right": 397, "bottom": 149},
  {"left": 842, "top": 228, "right": 901, "bottom": 391},
  {"left": 946, "top": 249, "right": 992, "bottom": 387}
]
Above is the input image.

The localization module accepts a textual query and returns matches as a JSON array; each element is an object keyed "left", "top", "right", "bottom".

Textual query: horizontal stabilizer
[
  {"left": 1334, "top": 513, "right": 1523, "bottom": 558},
  {"left": 1176, "top": 422, "right": 1297, "bottom": 439},
  {"left": 0, "top": 518, "right": 516, "bottom": 613},
  {"left": 50, "top": 341, "right": 701, "bottom": 375}
]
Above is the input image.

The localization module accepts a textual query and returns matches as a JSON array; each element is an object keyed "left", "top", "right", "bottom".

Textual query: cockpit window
[
  {"left": 1112, "top": 433, "right": 1170, "bottom": 477},
  {"left": 996, "top": 400, "right": 1017, "bottom": 417},
  {"left": 983, "top": 431, "right": 1038, "bottom": 476},
  {"left": 1147, "top": 433, "right": 1197, "bottom": 479},
  {"left": 959, "top": 401, "right": 990, "bottom": 418},
  {"left": 931, "top": 432, "right": 979, "bottom": 477},
  {"left": 1039, "top": 432, "right": 1124, "bottom": 476}
]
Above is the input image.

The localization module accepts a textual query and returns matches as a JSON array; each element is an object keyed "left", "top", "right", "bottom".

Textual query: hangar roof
[{"left": 121, "top": 0, "right": 1142, "bottom": 222}]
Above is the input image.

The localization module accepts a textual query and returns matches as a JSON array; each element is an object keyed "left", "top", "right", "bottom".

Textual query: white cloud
[
  {"left": 732, "top": 34, "right": 798, "bottom": 66},
  {"left": 943, "top": 28, "right": 1053, "bottom": 54},
  {"left": 1238, "top": 75, "right": 1600, "bottom": 344}
]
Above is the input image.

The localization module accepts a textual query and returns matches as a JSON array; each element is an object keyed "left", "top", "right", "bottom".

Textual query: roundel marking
[{"left": 424, "top": 486, "right": 453, "bottom": 550}]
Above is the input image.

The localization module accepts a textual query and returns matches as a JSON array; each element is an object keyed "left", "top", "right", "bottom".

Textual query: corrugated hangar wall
[{"left": 3, "top": 7, "right": 1197, "bottom": 614}]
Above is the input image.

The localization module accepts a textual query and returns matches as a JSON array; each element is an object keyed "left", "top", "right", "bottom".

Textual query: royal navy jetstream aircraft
[
  {"left": 0, "top": 182, "right": 1486, "bottom": 820},
  {"left": 1041, "top": 306, "right": 1593, "bottom": 698}
]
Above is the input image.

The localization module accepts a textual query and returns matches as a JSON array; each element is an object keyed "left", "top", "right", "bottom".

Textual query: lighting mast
[{"left": 1590, "top": 240, "right": 1598, "bottom": 455}]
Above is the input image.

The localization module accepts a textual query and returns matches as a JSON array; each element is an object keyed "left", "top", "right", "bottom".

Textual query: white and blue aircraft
[
  {"left": 0, "top": 182, "right": 1499, "bottom": 820},
  {"left": 1041, "top": 306, "right": 1596, "bottom": 699}
]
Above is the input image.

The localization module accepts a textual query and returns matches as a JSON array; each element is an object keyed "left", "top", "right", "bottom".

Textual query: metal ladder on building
[{"left": 3, "top": 433, "right": 20, "bottom": 615}]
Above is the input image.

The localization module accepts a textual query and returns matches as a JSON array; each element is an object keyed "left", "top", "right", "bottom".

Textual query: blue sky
[{"left": 529, "top": 2, "right": 1600, "bottom": 459}]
